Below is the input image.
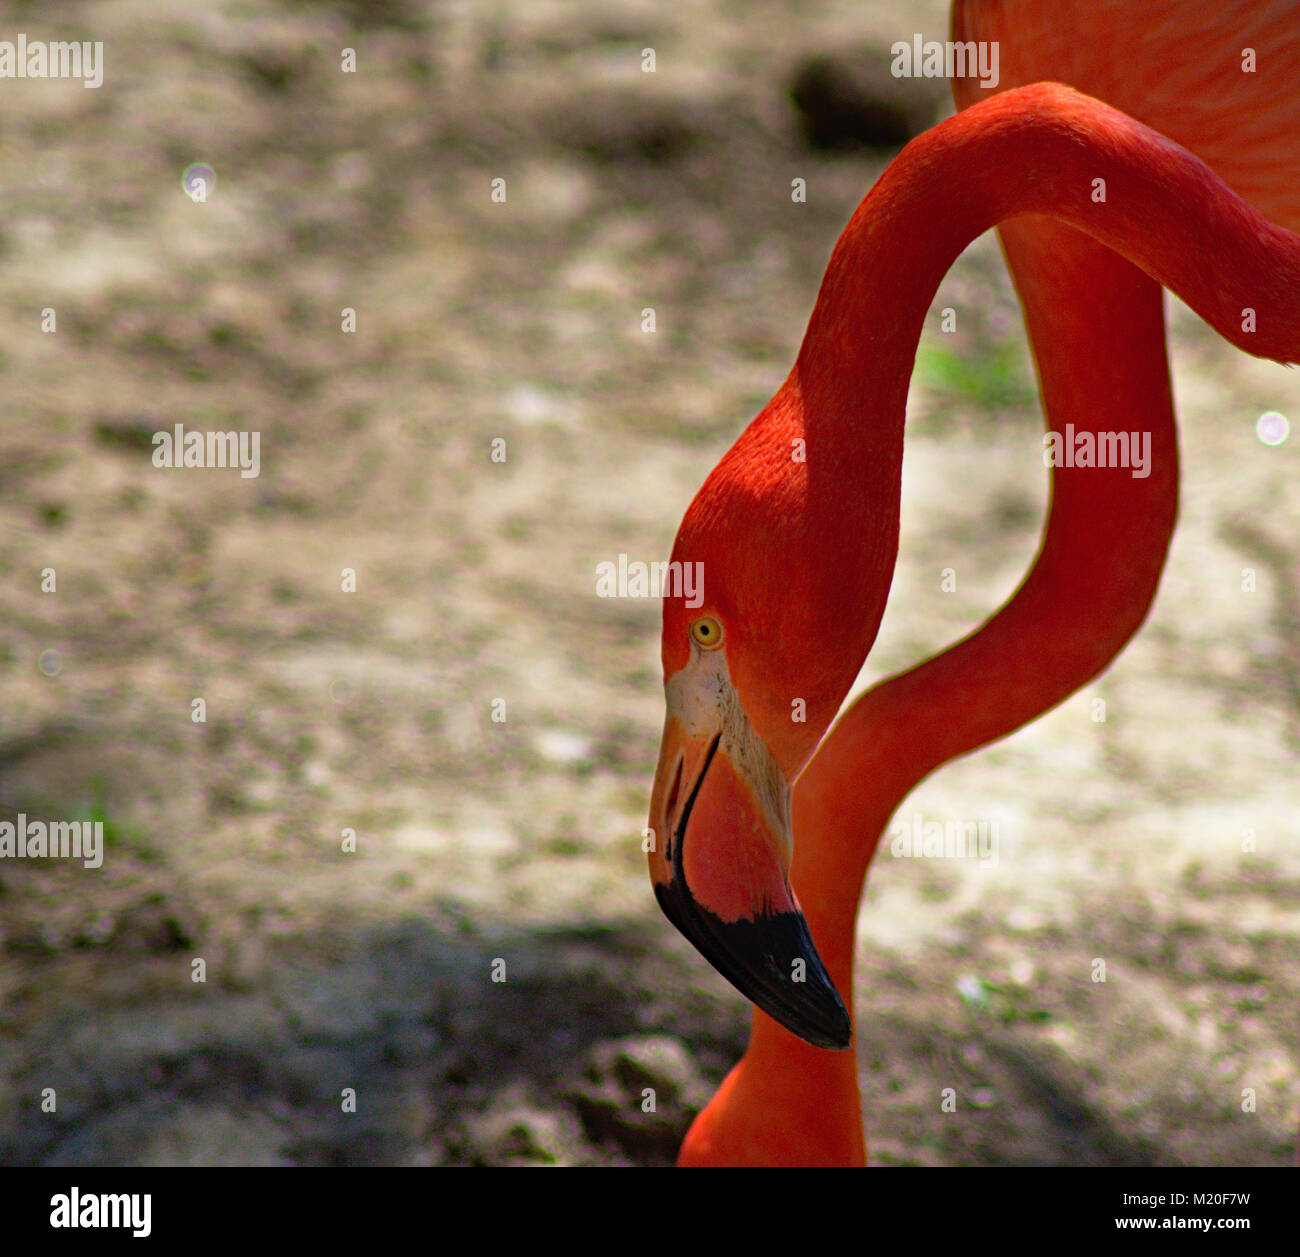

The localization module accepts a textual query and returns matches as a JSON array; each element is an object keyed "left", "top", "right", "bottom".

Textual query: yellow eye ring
[{"left": 690, "top": 616, "right": 724, "bottom": 650}]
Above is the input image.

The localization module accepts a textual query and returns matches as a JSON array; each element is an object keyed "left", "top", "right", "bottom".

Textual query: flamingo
[{"left": 646, "top": 5, "right": 1300, "bottom": 1165}]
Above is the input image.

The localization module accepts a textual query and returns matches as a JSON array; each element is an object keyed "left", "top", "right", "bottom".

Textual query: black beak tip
[
  {"left": 793, "top": 983, "right": 852, "bottom": 1051},
  {"left": 656, "top": 881, "right": 853, "bottom": 1051}
]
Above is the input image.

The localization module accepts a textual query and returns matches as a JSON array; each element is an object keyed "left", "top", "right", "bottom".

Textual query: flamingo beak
[{"left": 647, "top": 713, "right": 851, "bottom": 1050}]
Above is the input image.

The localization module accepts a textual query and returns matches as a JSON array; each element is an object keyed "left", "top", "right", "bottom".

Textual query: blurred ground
[{"left": 0, "top": 0, "right": 1296, "bottom": 1166}]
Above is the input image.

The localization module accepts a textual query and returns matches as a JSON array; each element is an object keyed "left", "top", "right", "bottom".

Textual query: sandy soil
[{"left": 0, "top": 0, "right": 1296, "bottom": 1166}]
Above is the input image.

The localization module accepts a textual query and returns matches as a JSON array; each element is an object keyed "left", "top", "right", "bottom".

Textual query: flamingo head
[{"left": 646, "top": 384, "right": 895, "bottom": 1050}]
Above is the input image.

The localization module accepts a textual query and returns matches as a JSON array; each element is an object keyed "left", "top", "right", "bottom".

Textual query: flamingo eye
[{"left": 689, "top": 616, "right": 724, "bottom": 650}]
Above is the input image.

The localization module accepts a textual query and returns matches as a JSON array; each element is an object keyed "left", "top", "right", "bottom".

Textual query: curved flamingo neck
[
  {"left": 779, "top": 83, "right": 1296, "bottom": 972},
  {"left": 782, "top": 84, "right": 1298, "bottom": 938}
]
